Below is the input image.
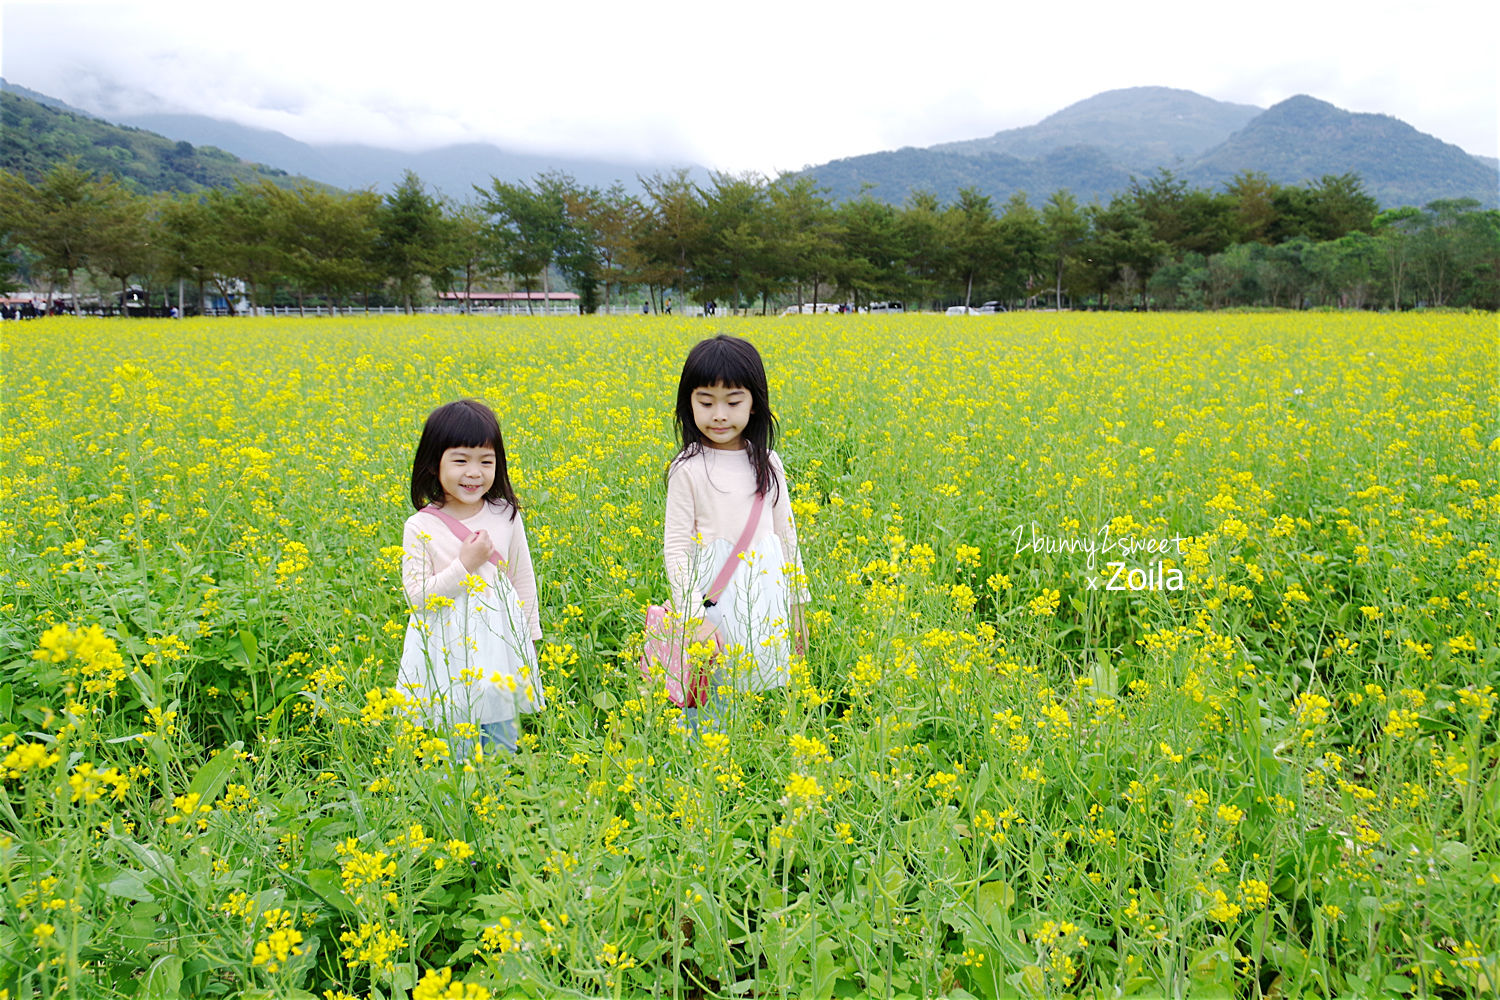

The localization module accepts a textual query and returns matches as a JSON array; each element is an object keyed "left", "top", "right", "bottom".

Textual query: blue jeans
[
  {"left": 680, "top": 673, "right": 727, "bottom": 737},
  {"left": 453, "top": 718, "right": 517, "bottom": 760}
]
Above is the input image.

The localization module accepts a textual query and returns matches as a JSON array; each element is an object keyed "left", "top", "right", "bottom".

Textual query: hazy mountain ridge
[
  {"left": 101, "top": 114, "right": 709, "bottom": 198},
  {"left": 5, "top": 78, "right": 1494, "bottom": 210},
  {"left": 805, "top": 88, "right": 1498, "bottom": 210},
  {"left": 933, "top": 86, "right": 1263, "bottom": 169}
]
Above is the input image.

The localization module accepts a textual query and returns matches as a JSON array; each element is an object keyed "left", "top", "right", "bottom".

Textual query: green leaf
[
  {"left": 392, "top": 962, "right": 419, "bottom": 993},
  {"left": 305, "top": 869, "right": 355, "bottom": 913},
  {"left": 184, "top": 742, "right": 242, "bottom": 806},
  {"left": 104, "top": 870, "right": 156, "bottom": 902},
  {"left": 135, "top": 954, "right": 181, "bottom": 999},
  {"left": 234, "top": 628, "right": 260, "bottom": 667},
  {"left": 976, "top": 880, "right": 1015, "bottom": 923}
]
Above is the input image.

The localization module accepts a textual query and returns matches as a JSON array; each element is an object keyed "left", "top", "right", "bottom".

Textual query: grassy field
[{"left": 1, "top": 313, "right": 1496, "bottom": 999}]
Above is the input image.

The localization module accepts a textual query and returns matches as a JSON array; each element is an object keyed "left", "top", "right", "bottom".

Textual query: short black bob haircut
[
  {"left": 409, "top": 399, "right": 519, "bottom": 516},
  {"left": 671, "top": 334, "right": 780, "bottom": 501}
]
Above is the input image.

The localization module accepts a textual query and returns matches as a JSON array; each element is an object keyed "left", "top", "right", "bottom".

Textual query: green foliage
[{"left": 0, "top": 91, "right": 319, "bottom": 196}]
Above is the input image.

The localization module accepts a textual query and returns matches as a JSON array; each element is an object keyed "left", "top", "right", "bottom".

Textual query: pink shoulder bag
[
  {"left": 421, "top": 504, "right": 501, "bottom": 567},
  {"left": 641, "top": 494, "right": 765, "bottom": 708}
]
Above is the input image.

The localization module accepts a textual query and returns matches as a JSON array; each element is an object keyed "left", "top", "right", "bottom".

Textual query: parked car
[
  {"left": 977, "top": 301, "right": 1006, "bottom": 314},
  {"left": 867, "top": 301, "right": 905, "bottom": 313},
  {"left": 945, "top": 305, "right": 978, "bottom": 316}
]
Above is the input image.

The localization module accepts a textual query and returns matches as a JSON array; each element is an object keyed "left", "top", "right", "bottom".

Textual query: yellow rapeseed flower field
[{"left": 1, "top": 313, "right": 1496, "bottom": 999}]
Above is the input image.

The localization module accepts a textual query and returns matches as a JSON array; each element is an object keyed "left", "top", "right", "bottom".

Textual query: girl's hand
[
  {"left": 459, "top": 529, "right": 496, "bottom": 572},
  {"left": 692, "top": 617, "right": 719, "bottom": 647}
]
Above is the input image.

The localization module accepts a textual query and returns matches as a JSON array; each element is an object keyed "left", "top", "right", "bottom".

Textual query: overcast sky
[{"left": 4, "top": 0, "right": 1497, "bottom": 173}]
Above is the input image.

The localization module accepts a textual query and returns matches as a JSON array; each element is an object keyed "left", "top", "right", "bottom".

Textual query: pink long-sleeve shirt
[
  {"left": 401, "top": 501, "right": 543, "bottom": 641},
  {"left": 663, "top": 446, "right": 810, "bottom": 613}
]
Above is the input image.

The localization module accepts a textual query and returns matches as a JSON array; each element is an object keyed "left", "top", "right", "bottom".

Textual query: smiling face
[
  {"left": 691, "top": 381, "right": 751, "bottom": 450},
  {"left": 437, "top": 445, "right": 497, "bottom": 515}
]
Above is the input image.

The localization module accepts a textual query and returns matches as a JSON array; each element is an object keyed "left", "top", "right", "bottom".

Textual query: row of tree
[{"left": 2, "top": 161, "right": 1497, "bottom": 314}]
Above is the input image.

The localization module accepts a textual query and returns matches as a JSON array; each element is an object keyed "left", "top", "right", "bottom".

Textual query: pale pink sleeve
[
  {"left": 401, "top": 515, "right": 469, "bottom": 608},
  {"left": 770, "top": 453, "right": 811, "bottom": 603},
  {"left": 504, "top": 510, "right": 544, "bottom": 641},
  {"left": 663, "top": 459, "right": 699, "bottom": 614}
]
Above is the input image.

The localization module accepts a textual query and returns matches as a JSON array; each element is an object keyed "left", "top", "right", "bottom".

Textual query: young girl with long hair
[
  {"left": 398, "top": 399, "right": 543, "bottom": 755},
  {"left": 663, "top": 335, "right": 809, "bottom": 717}
]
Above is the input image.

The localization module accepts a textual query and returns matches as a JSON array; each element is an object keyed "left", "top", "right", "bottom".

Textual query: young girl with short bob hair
[
  {"left": 663, "top": 335, "right": 809, "bottom": 711},
  {"left": 398, "top": 399, "right": 543, "bottom": 754}
]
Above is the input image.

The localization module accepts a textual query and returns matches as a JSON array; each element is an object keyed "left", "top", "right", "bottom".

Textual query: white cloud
[{"left": 3, "top": 0, "right": 1496, "bottom": 172}]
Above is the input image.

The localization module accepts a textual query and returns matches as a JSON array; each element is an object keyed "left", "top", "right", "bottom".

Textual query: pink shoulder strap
[
  {"left": 701, "top": 493, "right": 765, "bottom": 608},
  {"left": 421, "top": 504, "right": 501, "bottom": 568}
]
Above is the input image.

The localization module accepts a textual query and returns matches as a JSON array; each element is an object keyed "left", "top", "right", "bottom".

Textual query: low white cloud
[{"left": 4, "top": 0, "right": 1495, "bottom": 171}]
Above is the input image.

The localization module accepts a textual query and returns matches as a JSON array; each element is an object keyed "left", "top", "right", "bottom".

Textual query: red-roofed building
[{"left": 438, "top": 291, "right": 580, "bottom": 314}]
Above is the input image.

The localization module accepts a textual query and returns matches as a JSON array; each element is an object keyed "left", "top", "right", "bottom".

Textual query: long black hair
[
  {"left": 409, "top": 399, "right": 519, "bottom": 517},
  {"left": 671, "top": 335, "right": 780, "bottom": 500}
]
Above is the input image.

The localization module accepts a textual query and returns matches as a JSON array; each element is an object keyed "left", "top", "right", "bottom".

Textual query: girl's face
[
  {"left": 691, "top": 381, "right": 751, "bottom": 450},
  {"left": 437, "top": 445, "right": 496, "bottom": 513}
]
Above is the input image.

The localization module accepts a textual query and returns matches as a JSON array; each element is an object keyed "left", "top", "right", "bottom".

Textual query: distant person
[{"left": 664, "top": 296, "right": 673, "bottom": 315}]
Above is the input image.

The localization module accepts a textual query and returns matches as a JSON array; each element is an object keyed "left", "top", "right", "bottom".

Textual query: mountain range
[
  {"left": 3, "top": 79, "right": 1495, "bottom": 210},
  {"left": 802, "top": 87, "right": 1498, "bottom": 209}
]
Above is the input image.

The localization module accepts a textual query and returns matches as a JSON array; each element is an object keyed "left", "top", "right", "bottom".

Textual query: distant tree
[
  {"left": 833, "top": 194, "right": 909, "bottom": 310},
  {"left": 1205, "top": 244, "right": 1262, "bottom": 308},
  {"left": 272, "top": 186, "right": 379, "bottom": 312},
  {"left": 1373, "top": 206, "right": 1422, "bottom": 309},
  {"left": 944, "top": 187, "right": 1001, "bottom": 309},
  {"left": 550, "top": 181, "right": 639, "bottom": 313},
  {"left": 1131, "top": 170, "right": 1237, "bottom": 258},
  {"left": 0, "top": 160, "right": 128, "bottom": 309},
  {"left": 1257, "top": 237, "right": 1314, "bottom": 308},
  {"left": 1224, "top": 171, "right": 1278, "bottom": 245},
  {"left": 698, "top": 172, "right": 770, "bottom": 312},
  {"left": 208, "top": 182, "right": 288, "bottom": 312},
  {"left": 1303, "top": 231, "right": 1379, "bottom": 307},
  {"left": 899, "top": 190, "right": 947, "bottom": 307},
  {"left": 435, "top": 201, "right": 500, "bottom": 313},
  {"left": 767, "top": 175, "right": 837, "bottom": 310},
  {"left": 1409, "top": 198, "right": 1499, "bottom": 308},
  {"left": 994, "top": 192, "right": 1045, "bottom": 306},
  {"left": 1303, "top": 174, "right": 1379, "bottom": 242},
  {"left": 377, "top": 171, "right": 446, "bottom": 313},
  {"left": 90, "top": 184, "right": 155, "bottom": 314},
  {"left": 1085, "top": 195, "right": 1168, "bottom": 307},
  {"left": 479, "top": 172, "right": 573, "bottom": 312},
  {"left": 1041, "top": 190, "right": 1088, "bottom": 308},
  {"left": 633, "top": 168, "right": 709, "bottom": 310}
]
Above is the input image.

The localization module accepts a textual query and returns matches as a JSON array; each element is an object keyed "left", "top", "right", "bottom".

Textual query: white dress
[
  {"left": 664, "top": 447, "right": 809, "bottom": 694},
  {"left": 685, "top": 533, "right": 795, "bottom": 692},
  {"left": 397, "top": 504, "right": 544, "bottom": 731}
]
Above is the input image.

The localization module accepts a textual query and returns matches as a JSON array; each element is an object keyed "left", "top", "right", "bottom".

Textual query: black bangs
[{"left": 677, "top": 335, "right": 767, "bottom": 394}]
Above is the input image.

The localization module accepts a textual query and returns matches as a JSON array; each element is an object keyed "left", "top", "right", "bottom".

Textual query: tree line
[{"left": 2, "top": 161, "right": 1496, "bottom": 314}]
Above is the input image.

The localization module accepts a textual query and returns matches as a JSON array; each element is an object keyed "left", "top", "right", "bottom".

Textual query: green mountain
[
  {"left": 933, "top": 86, "right": 1262, "bottom": 170},
  {"left": 1187, "top": 95, "right": 1498, "bottom": 208},
  {"left": 800, "top": 144, "right": 1134, "bottom": 207},
  {"left": 0, "top": 82, "right": 325, "bottom": 194},
  {"left": 801, "top": 89, "right": 1498, "bottom": 210}
]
